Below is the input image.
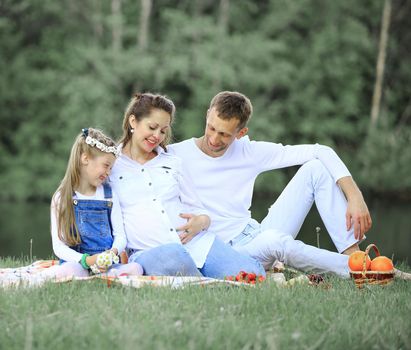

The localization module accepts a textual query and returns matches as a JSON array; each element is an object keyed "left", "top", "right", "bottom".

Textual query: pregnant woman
[{"left": 110, "top": 92, "right": 265, "bottom": 279}]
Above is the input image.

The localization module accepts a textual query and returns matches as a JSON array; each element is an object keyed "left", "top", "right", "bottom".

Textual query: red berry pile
[{"left": 225, "top": 271, "right": 265, "bottom": 284}]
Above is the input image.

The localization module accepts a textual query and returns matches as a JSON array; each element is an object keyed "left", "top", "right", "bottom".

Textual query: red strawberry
[
  {"left": 247, "top": 273, "right": 256, "bottom": 281},
  {"left": 258, "top": 276, "right": 265, "bottom": 282}
]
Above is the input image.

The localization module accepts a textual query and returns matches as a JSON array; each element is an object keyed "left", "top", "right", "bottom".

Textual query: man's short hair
[{"left": 209, "top": 91, "right": 253, "bottom": 129}]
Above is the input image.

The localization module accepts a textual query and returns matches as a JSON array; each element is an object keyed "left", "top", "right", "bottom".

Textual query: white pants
[{"left": 234, "top": 160, "right": 358, "bottom": 277}]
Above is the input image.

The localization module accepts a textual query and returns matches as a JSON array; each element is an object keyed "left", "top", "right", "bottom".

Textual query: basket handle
[{"left": 361, "top": 244, "right": 381, "bottom": 276}]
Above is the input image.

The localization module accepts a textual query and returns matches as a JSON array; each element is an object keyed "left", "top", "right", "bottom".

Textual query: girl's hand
[
  {"left": 176, "top": 214, "right": 210, "bottom": 244},
  {"left": 86, "top": 253, "right": 108, "bottom": 273},
  {"left": 109, "top": 248, "right": 118, "bottom": 256},
  {"left": 85, "top": 254, "right": 98, "bottom": 267}
]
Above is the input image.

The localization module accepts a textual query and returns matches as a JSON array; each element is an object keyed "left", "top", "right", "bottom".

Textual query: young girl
[
  {"left": 110, "top": 93, "right": 265, "bottom": 278},
  {"left": 35, "top": 128, "right": 142, "bottom": 284}
]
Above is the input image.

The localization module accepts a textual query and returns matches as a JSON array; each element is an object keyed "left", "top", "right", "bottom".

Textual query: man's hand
[
  {"left": 176, "top": 213, "right": 210, "bottom": 244},
  {"left": 338, "top": 176, "right": 372, "bottom": 240},
  {"left": 346, "top": 197, "right": 372, "bottom": 240}
]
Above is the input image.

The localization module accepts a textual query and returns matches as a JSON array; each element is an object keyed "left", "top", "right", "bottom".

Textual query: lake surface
[{"left": 0, "top": 197, "right": 410, "bottom": 263}]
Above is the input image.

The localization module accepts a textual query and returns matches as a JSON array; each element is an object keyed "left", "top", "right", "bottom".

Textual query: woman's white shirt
[
  {"left": 109, "top": 146, "right": 215, "bottom": 268},
  {"left": 50, "top": 185, "right": 127, "bottom": 262}
]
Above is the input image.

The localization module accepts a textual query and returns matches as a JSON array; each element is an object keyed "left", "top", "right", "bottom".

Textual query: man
[{"left": 168, "top": 91, "right": 372, "bottom": 277}]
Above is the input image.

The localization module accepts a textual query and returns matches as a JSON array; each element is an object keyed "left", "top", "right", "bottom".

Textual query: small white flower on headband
[{"left": 85, "top": 136, "right": 120, "bottom": 158}]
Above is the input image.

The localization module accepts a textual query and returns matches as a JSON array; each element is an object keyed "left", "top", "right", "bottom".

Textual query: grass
[{"left": 0, "top": 258, "right": 410, "bottom": 350}]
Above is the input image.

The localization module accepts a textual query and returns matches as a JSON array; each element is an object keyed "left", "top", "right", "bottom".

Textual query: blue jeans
[
  {"left": 228, "top": 220, "right": 261, "bottom": 247},
  {"left": 129, "top": 240, "right": 265, "bottom": 279},
  {"left": 129, "top": 243, "right": 201, "bottom": 276},
  {"left": 200, "top": 239, "right": 265, "bottom": 279}
]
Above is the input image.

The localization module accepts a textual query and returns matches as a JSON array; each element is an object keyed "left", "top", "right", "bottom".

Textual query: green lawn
[{"left": 0, "top": 258, "right": 410, "bottom": 350}]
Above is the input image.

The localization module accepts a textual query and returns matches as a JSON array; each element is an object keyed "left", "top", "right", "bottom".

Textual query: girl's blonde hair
[
  {"left": 119, "top": 92, "right": 176, "bottom": 150},
  {"left": 53, "top": 128, "right": 117, "bottom": 246}
]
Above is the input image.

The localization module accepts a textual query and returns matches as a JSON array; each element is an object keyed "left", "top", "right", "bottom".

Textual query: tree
[{"left": 370, "top": 0, "right": 392, "bottom": 127}]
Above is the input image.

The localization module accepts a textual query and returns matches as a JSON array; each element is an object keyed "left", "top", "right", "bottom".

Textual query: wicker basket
[{"left": 349, "top": 244, "right": 394, "bottom": 288}]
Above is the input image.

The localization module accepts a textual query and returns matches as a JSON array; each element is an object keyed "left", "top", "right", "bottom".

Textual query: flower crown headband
[{"left": 82, "top": 128, "right": 120, "bottom": 158}]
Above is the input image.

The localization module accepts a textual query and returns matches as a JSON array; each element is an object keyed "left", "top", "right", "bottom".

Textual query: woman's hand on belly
[{"left": 176, "top": 214, "right": 210, "bottom": 244}]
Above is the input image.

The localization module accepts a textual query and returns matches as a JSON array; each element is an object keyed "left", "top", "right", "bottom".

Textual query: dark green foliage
[{"left": 0, "top": 0, "right": 410, "bottom": 200}]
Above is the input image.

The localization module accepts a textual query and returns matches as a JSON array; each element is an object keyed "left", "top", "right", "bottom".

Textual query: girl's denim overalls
[{"left": 72, "top": 183, "right": 114, "bottom": 255}]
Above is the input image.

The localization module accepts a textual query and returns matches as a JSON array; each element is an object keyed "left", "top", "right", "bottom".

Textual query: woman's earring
[{"left": 130, "top": 128, "right": 134, "bottom": 133}]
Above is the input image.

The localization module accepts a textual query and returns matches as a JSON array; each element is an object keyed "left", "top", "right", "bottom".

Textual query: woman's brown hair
[{"left": 119, "top": 92, "right": 176, "bottom": 150}]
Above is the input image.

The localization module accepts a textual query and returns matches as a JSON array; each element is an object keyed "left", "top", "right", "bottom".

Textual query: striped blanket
[{"left": 0, "top": 260, "right": 257, "bottom": 289}]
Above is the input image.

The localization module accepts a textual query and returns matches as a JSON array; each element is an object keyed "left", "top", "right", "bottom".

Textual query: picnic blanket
[{"left": 0, "top": 260, "right": 262, "bottom": 289}]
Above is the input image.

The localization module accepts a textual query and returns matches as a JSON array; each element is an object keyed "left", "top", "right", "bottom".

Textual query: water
[
  {"left": 251, "top": 196, "right": 411, "bottom": 264},
  {"left": 0, "top": 198, "right": 410, "bottom": 263}
]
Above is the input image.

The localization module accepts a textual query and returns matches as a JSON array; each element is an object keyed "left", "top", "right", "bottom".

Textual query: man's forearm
[{"left": 337, "top": 176, "right": 363, "bottom": 201}]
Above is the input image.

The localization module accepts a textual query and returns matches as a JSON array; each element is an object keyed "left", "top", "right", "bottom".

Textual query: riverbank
[{"left": 1, "top": 196, "right": 411, "bottom": 263}]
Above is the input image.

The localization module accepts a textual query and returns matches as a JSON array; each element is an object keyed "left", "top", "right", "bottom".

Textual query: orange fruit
[
  {"left": 348, "top": 251, "right": 371, "bottom": 271},
  {"left": 370, "top": 256, "right": 394, "bottom": 271}
]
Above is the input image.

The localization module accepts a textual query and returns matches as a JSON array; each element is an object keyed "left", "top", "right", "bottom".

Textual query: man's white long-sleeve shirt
[{"left": 168, "top": 136, "right": 351, "bottom": 243}]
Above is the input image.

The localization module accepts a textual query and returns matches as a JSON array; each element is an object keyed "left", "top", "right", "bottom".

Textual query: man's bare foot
[
  {"left": 395, "top": 268, "right": 411, "bottom": 280},
  {"left": 342, "top": 243, "right": 360, "bottom": 255}
]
